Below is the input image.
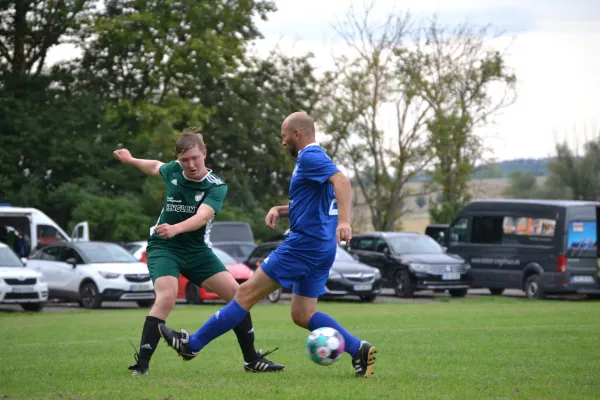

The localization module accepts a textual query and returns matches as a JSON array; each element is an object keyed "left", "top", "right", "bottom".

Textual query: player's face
[
  {"left": 177, "top": 145, "right": 207, "bottom": 179},
  {"left": 281, "top": 126, "right": 299, "bottom": 157}
]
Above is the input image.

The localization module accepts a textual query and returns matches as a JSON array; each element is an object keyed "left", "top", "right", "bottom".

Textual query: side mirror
[
  {"left": 20, "top": 257, "right": 28, "bottom": 265},
  {"left": 384, "top": 247, "right": 391, "bottom": 257},
  {"left": 65, "top": 257, "right": 77, "bottom": 268}
]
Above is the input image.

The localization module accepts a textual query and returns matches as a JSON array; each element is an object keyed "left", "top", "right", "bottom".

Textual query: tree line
[{"left": 0, "top": 0, "right": 517, "bottom": 242}]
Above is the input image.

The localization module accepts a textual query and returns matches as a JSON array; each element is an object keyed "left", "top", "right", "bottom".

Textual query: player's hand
[
  {"left": 155, "top": 223, "right": 182, "bottom": 239},
  {"left": 265, "top": 208, "right": 279, "bottom": 229},
  {"left": 113, "top": 148, "right": 133, "bottom": 164},
  {"left": 336, "top": 222, "right": 352, "bottom": 245}
]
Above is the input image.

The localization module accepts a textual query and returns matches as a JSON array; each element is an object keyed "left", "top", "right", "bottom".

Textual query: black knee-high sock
[
  {"left": 137, "top": 316, "right": 164, "bottom": 369},
  {"left": 232, "top": 313, "right": 257, "bottom": 362}
]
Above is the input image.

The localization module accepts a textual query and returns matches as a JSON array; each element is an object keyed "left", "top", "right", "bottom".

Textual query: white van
[{"left": 0, "top": 205, "right": 89, "bottom": 258}]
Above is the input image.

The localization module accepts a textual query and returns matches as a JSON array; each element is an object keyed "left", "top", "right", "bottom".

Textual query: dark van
[{"left": 440, "top": 199, "right": 600, "bottom": 299}]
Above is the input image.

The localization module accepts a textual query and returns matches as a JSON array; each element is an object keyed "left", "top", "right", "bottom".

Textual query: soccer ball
[{"left": 305, "top": 327, "right": 345, "bottom": 366}]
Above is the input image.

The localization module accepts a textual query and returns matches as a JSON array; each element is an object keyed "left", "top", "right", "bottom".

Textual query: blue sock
[
  {"left": 308, "top": 312, "right": 362, "bottom": 357},
  {"left": 189, "top": 299, "right": 249, "bottom": 352}
]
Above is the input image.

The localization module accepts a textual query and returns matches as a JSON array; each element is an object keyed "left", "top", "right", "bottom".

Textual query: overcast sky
[{"left": 47, "top": 0, "right": 600, "bottom": 162}]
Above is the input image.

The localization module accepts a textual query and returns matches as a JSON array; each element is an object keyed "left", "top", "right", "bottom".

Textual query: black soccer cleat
[
  {"left": 352, "top": 341, "right": 377, "bottom": 378},
  {"left": 244, "top": 348, "right": 286, "bottom": 373},
  {"left": 128, "top": 345, "right": 149, "bottom": 376},
  {"left": 158, "top": 323, "right": 198, "bottom": 361}
]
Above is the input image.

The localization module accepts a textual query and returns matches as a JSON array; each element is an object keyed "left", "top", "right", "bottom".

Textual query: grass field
[{"left": 1, "top": 297, "right": 599, "bottom": 400}]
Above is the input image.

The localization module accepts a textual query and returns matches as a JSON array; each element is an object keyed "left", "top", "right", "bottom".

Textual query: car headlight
[
  {"left": 37, "top": 275, "right": 46, "bottom": 283},
  {"left": 98, "top": 271, "right": 120, "bottom": 279},
  {"left": 463, "top": 263, "right": 471, "bottom": 270},
  {"left": 373, "top": 269, "right": 381, "bottom": 279},
  {"left": 249, "top": 269, "right": 254, "bottom": 276},
  {"left": 329, "top": 270, "right": 342, "bottom": 279},
  {"left": 409, "top": 263, "right": 429, "bottom": 273}
]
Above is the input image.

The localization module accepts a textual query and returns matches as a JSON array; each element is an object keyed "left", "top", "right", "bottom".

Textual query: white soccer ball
[{"left": 305, "top": 327, "right": 345, "bottom": 366}]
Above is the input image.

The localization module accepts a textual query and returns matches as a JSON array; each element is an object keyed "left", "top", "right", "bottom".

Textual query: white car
[
  {"left": 25, "top": 241, "right": 154, "bottom": 309},
  {"left": 0, "top": 243, "right": 48, "bottom": 311}
]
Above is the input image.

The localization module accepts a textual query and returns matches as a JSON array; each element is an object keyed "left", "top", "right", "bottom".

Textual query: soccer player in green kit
[{"left": 113, "top": 128, "right": 284, "bottom": 375}]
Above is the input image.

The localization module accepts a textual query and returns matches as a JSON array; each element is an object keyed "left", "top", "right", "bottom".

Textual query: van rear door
[
  {"left": 563, "top": 206, "right": 600, "bottom": 291},
  {"left": 0, "top": 211, "right": 32, "bottom": 257}
]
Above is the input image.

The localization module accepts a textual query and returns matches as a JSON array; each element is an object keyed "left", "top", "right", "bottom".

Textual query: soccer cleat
[
  {"left": 158, "top": 323, "right": 198, "bottom": 361},
  {"left": 244, "top": 348, "right": 286, "bottom": 373},
  {"left": 128, "top": 345, "right": 148, "bottom": 376},
  {"left": 352, "top": 341, "right": 377, "bottom": 378}
]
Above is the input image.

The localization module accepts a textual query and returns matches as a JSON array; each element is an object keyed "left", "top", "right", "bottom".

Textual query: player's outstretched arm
[
  {"left": 265, "top": 205, "right": 289, "bottom": 229},
  {"left": 329, "top": 171, "right": 352, "bottom": 243},
  {"left": 113, "top": 148, "right": 163, "bottom": 177}
]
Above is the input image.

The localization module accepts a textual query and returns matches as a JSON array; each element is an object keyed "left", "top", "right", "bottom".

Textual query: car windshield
[
  {"left": 78, "top": 243, "right": 138, "bottom": 263},
  {"left": 0, "top": 246, "right": 24, "bottom": 267},
  {"left": 123, "top": 243, "right": 143, "bottom": 254},
  {"left": 388, "top": 235, "right": 444, "bottom": 254},
  {"left": 214, "top": 244, "right": 256, "bottom": 261},
  {"left": 212, "top": 247, "right": 237, "bottom": 265},
  {"left": 335, "top": 247, "right": 356, "bottom": 262}
]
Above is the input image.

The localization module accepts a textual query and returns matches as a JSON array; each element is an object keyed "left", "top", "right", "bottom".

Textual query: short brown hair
[{"left": 176, "top": 127, "right": 205, "bottom": 155}]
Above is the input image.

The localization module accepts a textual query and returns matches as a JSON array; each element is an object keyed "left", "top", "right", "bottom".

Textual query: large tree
[
  {"left": 397, "top": 18, "right": 517, "bottom": 223},
  {"left": 322, "top": 3, "right": 432, "bottom": 231}
]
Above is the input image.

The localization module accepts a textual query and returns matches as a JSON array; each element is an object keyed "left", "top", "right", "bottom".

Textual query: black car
[
  {"left": 244, "top": 241, "right": 383, "bottom": 302},
  {"left": 348, "top": 232, "right": 472, "bottom": 298}
]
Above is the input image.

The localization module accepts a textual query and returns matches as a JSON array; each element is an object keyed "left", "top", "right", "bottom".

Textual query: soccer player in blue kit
[{"left": 159, "top": 111, "right": 377, "bottom": 378}]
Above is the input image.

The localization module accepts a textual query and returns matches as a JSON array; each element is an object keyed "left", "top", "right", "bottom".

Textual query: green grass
[{"left": 1, "top": 297, "right": 599, "bottom": 400}]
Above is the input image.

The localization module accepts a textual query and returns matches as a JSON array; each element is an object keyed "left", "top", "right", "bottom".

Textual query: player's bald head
[{"left": 282, "top": 112, "right": 315, "bottom": 137}]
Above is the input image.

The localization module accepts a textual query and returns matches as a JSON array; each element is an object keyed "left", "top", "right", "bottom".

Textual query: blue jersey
[{"left": 288, "top": 144, "right": 340, "bottom": 242}]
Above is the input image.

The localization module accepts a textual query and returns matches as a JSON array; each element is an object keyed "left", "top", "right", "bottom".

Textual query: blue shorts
[{"left": 260, "top": 233, "right": 336, "bottom": 298}]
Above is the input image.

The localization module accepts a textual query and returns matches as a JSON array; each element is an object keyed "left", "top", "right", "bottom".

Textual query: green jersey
[{"left": 148, "top": 161, "right": 227, "bottom": 250}]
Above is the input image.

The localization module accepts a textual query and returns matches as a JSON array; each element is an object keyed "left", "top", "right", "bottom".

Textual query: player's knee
[
  {"left": 234, "top": 281, "right": 259, "bottom": 310},
  {"left": 154, "top": 286, "right": 177, "bottom": 307},
  {"left": 291, "top": 309, "right": 314, "bottom": 329}
]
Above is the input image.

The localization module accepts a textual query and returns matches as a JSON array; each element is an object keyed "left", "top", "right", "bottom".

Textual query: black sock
[
  {"left": 233, "top": 313, "right": 257, "bottom": 362},
  {"left": 137, "top": 316, "right": 164, "bottom": 369}
]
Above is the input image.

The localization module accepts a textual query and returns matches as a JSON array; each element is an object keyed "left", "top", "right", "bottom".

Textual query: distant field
[{"left": 1, "top": 296, "right": 599, "bottom": 399}]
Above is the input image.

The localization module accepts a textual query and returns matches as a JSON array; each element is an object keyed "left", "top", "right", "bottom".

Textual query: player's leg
[
  {"left": 201, "top": 270, "right": 285, "bottom": 372},
  {"left": 291, "top": 276, "right": 377, "bottom": 378},
  {"left": 129, "top": 254, "right": 180, "bottom": 375},
  {"left": 159, "top": 266, "right": 279, "bottom": 359}
]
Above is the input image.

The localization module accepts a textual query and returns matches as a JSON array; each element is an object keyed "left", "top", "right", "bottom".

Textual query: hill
[{"left": 408, "top": 157, "right": 551, "bottom": 182}]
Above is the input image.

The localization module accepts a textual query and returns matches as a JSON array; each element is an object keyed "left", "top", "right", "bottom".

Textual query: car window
[
  {"left": 76, "top": 242, "right": 137, "bottom": 263},
  {"left": 36, "top": 224, "right": 68, "bottom": 249},
  {"left": 215, "top": 244, "right": 257, "bottom": 261},
  {"left": 352, "top": 237, "right": 376, "bottom": 251},
  {"left": 61, "top": 247, "right": 85, "bottom": 264},
  {"left": 33, "top": 245, "right": 63, "bottom": 261},
  {"left": 0, "top": 246, "right": 24, "bottom": 267},
  {"left": 335, "top": 247, "right": 356, "bottom": 262},
  {"left": 374, "top": 239, "right": 389, "bottom": 253},
  {"left": 212, "top": 247, "right": 237, "bottom": 264},
  {"left": 449, "top": 218, "right": 469, "bottom": 244},
  {"left": 388, "top": 235, "right": 444, "bottom": 254}
]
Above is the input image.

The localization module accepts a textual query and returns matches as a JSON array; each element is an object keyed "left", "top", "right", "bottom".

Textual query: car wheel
[
  {"left": 489, "top": 288, "right": 504, "bottom": 296},
  {"left": 21, "top": 302, "right": 46, "bottom": 312},
  {"left": 394, "top": 270, "right": 414, "bottom": 298},
  {"left": 79, "top": 282, "right": 102, "bottom": 309},
  {"left": 136, "top": 300, "right": 154, "bottom": 308},
  {"left": 185, "top": 283, "right": 203, "bottom": 305},
  {"left": 266, "top": 288, "right": 282, "bottom": 303},
  {"left": 449, "top": 289, "right": 468, "bottom": 298},
  {"left": 360, "top": 294, "right": 377, "bottom": 303},
  {"left": 524, "top": 274, "right": 545, "bottom": 299}
]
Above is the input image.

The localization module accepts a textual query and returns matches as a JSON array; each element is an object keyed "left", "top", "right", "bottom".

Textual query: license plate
[
  {"left": 353, "top": 284, "right": 372, "bottom": 291},
  {"left": 11, "top": 286, "right": 35, "bottom": 293},
  {"left": 442, "top": 273, "right": 461, "bottom": 280},
  {"left": 130, "top": 284, "right": 149, "bottom": 291},
  {"left": 571, "top": 275, "right": 595, "bottom": 284}
]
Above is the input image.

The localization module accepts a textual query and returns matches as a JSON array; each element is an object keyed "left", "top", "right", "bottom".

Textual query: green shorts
[{"left": 146, "top": 242, "right": 228, "bottom": 286}]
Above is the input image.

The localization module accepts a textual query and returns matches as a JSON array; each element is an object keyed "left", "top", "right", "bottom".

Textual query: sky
[
  {"left": 47, "top": 0, "right": 600, "bottom": 162},
  {"left": 249, "top": 0, "right": 600, "bottom": 161}
]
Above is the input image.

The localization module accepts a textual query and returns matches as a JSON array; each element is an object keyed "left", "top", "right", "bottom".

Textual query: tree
[
  {"left": 503, "top": 171, "right": 539, "bottom": 199},
  {"left": 322, "top": 3, "right": 432, "bottom": 231},
  {"left": 397, "top": 18, "right": 517, "bottom": 223},
  {"left": 0, "top": 0, "right": 95, "bottom": 79}
]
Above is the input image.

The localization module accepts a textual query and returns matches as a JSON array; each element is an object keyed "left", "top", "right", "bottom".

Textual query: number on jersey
[{"left": 329, "top": 199, "right": 338, "bottom": 216}]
